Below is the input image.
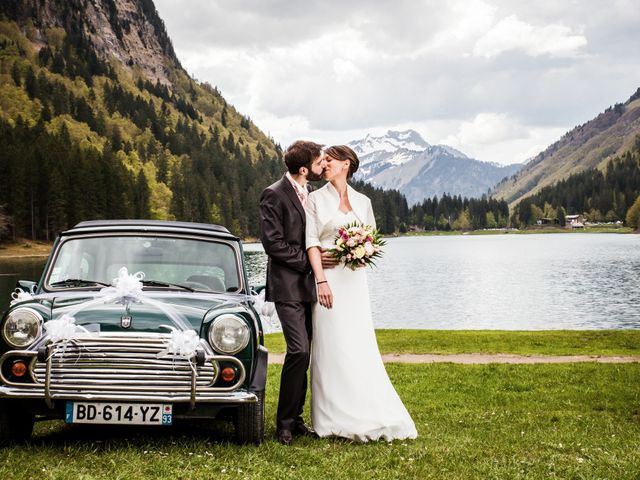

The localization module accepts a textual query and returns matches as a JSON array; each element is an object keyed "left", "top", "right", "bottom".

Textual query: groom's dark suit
[{"left": 259, "top": 174, "right": 316, "bottom": 432}]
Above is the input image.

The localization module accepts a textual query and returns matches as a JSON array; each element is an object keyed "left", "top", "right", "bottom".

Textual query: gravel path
[{"left": 268, "top": 353, "right": 640, "bottom": 364}]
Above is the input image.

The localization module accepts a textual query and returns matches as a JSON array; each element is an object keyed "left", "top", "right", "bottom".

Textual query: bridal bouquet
[{"left": 330, "top": 222, "right": 385, "bottom": 270}]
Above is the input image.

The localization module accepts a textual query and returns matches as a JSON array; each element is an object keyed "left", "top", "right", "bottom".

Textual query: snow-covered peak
[
  {"left": 434, "top": 144, "right": 469, "bottom": 159},
  {"left": 349, "top": 129, "right": 430, "bottom": 158}
]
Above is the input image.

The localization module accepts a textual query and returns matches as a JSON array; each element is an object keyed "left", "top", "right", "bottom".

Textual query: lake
[{"left": 2, "top": 234, "right": 639, "bottom": 329}]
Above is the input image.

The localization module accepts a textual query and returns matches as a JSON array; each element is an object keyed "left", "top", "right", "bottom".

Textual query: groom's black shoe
[
  {"left": 293, "top": 422, "right": 319, "bottom": 438},
  {"left": 277, "top": 429, "right": 294, "bottom": 446}
]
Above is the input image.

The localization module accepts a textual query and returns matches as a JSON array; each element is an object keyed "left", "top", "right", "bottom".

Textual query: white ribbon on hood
[
  {"left": 37, "top": 268, "right": 199, "bottom": 364},
  {"left": 99, "top": 267, "right": 145, "bottom": 308}
]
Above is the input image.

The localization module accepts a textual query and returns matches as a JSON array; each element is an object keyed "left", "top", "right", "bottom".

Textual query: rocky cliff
[{"left": 2, "top": 0, "right": 178, "bottom": 85}]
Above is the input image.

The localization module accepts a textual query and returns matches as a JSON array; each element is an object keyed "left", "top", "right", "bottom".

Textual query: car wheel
[
  {"left": 0, "top": 400, "right": 34, "bottom": 445},
  {"left": 234, "top": 390, "right": 264, "bottom": 445}
]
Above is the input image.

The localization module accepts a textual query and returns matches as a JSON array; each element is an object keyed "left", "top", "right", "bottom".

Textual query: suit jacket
[
  {"left": 259, "top": 175, "right": 316, "bottom": 302},
  {"left": 305, "top": 182, "right": 376, "bottom": 249}
]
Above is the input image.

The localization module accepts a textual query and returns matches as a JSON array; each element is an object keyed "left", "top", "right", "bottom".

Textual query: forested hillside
[
  {"left": 0, "top": 0, "right": 428, "bottom": 241},
  {"left": 511, "top": 140, "right": 640, "bottom": 227},
  {"left": 493, "top": 88, "right": 640, "bottom": 206},
  {"left": 0, "top": 1, "right": 286, "bottom": 241}
]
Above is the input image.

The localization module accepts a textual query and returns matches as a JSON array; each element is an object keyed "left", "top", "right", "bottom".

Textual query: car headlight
[
  {"left": 208, "top": 314, "right": 250, "bottom": 354},
  {"left": 2, "top": 308, "right": 43, "bottom": 348}
]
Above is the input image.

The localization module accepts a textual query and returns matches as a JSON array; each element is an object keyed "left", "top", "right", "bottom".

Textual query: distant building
[{"left": 565, "top": 214, "right": 585, "bottom": 227}]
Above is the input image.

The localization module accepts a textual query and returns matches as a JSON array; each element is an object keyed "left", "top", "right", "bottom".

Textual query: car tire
[
  {"left": 0, "top": 400, "right": 35, "bottom": 445},
  {"left": 234, "top": 390, "right": 264, "bottom": 445}
]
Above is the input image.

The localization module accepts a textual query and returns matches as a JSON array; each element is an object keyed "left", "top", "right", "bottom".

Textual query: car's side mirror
[{"left": 16, "top": 280, "right": 37, "bottom": 294}]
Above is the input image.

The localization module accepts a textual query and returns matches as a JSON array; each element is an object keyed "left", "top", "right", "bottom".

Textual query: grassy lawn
[
  {"left": 0, "top": 363, "right": 638, "bottom": 479},
  {"left": 265, "top": 330, "right": 640, "bottom": 356}
]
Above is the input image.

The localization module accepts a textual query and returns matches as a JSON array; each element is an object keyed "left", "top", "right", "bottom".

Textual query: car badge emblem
[{"left": 120, "top": 315, "right": 132, "bottom": 329}]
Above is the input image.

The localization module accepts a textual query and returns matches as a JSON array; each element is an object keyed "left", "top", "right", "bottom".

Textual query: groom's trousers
[{"left": 275, "top": 301, "right": 313, "bottom": 431}]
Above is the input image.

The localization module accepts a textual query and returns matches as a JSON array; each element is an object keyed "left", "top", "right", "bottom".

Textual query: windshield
[{"left": 46, "top": 235, "right": 242, "bottom": 293}]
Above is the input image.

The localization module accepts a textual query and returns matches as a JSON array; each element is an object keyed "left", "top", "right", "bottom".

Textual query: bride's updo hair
[{"left": 323, "top": 145, "right": 360, "bottom": 179}]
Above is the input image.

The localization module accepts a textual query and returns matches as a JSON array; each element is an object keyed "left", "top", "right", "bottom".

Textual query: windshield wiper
[
  {"left": 51, "top": 278, "right": 111, "bottom": 288},
  {"left": 141, "top": 280, "right": 195, "bottom": 292}
]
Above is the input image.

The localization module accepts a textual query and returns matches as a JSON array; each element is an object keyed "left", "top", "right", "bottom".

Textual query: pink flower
[{"left": 346, "top": 238, "right": 356, "bottom": 247}]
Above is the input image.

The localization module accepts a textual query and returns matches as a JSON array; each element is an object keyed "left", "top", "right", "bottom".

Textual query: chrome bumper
[{"left": 0, "top": 385, "right": 258, "bottom": 404}]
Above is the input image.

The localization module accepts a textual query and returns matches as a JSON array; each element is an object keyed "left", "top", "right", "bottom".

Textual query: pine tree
[
  {"left": 133, "top": 170, "right": 151, "bottom": 218},
  {"left": 558, "top": 206, "right": 567, "bottom": 227}
]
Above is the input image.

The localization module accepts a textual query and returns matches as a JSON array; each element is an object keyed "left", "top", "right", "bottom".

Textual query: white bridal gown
[{"left": 310, "top": 209, "right": 417, "bottom": 442}]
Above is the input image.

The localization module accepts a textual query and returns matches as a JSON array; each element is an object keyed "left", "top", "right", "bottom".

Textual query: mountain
[
  {"left": 0, "top": 0, "right": 290, "bottom": 241},
  {"left": 350, "top": 130, "right": 522, "bottom": 205},
  {"left": 492, "top": 88, "right": 640, "bottom": 206},
  {"left": 0, "top": 0, "right": 416, "bottom": 241}
]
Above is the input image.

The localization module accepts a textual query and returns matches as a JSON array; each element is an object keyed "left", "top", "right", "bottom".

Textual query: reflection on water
[
  {"left": 0, "top": 257, "right": 47, "bottom": 314},
  {"left": 242, "top": 235, "right": 640, "bottom": 330},
  {"left": 2, "top": 235, "right": 640, "bottom": 330},
  {"left": 243, "top": 250, "right": 268, "bottom": 290}
]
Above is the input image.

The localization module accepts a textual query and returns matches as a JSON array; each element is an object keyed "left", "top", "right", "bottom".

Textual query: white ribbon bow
[
  {"left": 156, "top": 326, "right": 201, "bottom": 374},
  {"left": 99, "top": 267, "right": 145, "bottom": 307},
  {"left": 44, "top": 314, "right": 86, "bottom": 344},
  {"left": 10, "top": 289, "right": 34, "bottom": 306},
  {"left": 157, "top": 327, "right": 200, "bottom": 359},
  {"left": 252, "top": 290, "right": 281, "bottom": 333}
]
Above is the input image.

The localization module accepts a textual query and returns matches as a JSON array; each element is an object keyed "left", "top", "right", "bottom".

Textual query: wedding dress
[{"left": 309, "top": 208, "right": 417, "bottom": 442}]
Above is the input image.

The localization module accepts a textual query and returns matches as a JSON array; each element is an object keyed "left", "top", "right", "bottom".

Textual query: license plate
[{"left": 65, "top": 402, "right": 172, "bottom": 425}]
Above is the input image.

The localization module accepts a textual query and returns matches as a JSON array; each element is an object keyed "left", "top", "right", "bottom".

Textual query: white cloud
[
  {"left": 332, "top": 58, "right": 362, "bottom": 83},
  {"left": 473, "top": 15, "right": 587, "bottom": 58},
  {"left": 443, "top": 113, "right": 527, "bottom": 146},
  {"left": 153, "top": 0, "right": 640, "bottom": 166},
  {"left": 441, "top": 114, "right": 566, "bottom": 164}
]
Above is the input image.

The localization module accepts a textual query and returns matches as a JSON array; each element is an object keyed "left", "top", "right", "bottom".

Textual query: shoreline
[
  {"left": 396, "top": 226, "right": 634, "bottom": 237},
  {"left": 0, "top": 240, "right": 54, "bottom": 259},
  {"left": 1, "top": 226, "right": 635, "bottom": 259}
]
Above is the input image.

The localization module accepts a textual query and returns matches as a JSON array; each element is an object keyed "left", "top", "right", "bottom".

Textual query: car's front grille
[{"left": 31, "top": 334, "right": 217, "bottom": 393}]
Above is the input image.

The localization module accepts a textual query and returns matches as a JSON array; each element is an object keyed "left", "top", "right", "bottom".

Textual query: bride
[{"left": 305, "top": 145, "right": 417, "bottom": 442}]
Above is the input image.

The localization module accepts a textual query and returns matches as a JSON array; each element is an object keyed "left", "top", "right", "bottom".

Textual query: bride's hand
[
  {"left": 320, "top": 249, "right": 339, "bottom": 269},
  {"left": 317, "top": 281, "right": 333, "bottom": 309}
]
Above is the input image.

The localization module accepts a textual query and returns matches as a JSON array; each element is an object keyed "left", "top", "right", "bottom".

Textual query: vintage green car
[{"left": 0, "top": 220, "right": 267, "bottom": 444}]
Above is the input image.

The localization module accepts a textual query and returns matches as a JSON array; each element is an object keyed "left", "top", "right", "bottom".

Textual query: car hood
[{"left": 42, "top": 291, "right": 254, "bottom": 334}]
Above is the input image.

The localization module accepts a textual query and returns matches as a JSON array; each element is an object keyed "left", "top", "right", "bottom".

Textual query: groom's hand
[{"left": 321, "top": 249, "right": 339, "bottom": 269}]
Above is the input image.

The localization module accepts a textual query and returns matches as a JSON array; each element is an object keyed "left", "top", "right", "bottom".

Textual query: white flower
[
  {"left": 364, "top": 241, "right": 374, "bottom": 256},
  {"left": 354, "top": 245, "right": 366, "bottom": 259}
]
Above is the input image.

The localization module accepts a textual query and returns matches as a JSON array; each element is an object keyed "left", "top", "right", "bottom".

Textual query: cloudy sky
[{"left": 153, "top": 0, "right": 639, "bottom": 165}]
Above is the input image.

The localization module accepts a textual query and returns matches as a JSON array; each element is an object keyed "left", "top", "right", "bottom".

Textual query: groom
[{"left": 259, "top": 140, "right": 333, "bottom": 445}]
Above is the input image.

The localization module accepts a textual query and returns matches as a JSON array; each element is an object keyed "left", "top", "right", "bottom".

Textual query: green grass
[
  {"left": 1, "top": 363, "right": 638, "bottom": 479},
  {"left": 265, "top": 330, "right": 640, "bottom": 356}
]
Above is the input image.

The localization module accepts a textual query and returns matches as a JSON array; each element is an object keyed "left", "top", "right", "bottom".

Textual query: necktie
[{"left": 298, "top": 188, "right": 308, "bottom": 207}]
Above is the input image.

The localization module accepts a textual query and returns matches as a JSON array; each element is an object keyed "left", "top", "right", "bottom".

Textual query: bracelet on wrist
[{"left": 316, "top": 280, "right": 327, "bottom": 285}]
